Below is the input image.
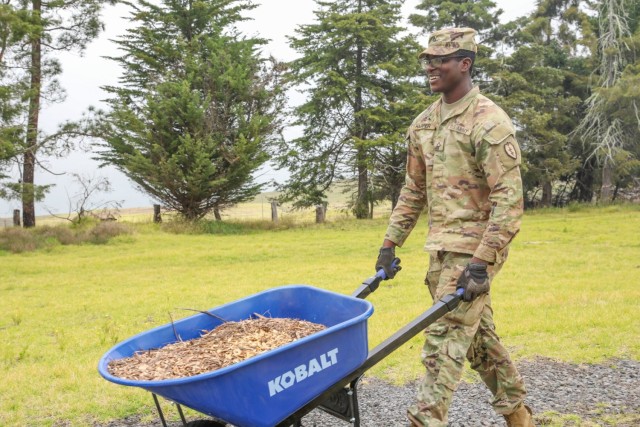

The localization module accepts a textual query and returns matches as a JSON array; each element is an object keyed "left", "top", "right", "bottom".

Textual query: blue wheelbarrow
[{"left": 98, "top": 264, "right": 465, "bottom": 427}]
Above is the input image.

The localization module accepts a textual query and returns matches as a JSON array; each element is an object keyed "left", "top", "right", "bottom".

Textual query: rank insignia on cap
[{"left": 504, "top": 142, "right": 518, "bottom": 159}]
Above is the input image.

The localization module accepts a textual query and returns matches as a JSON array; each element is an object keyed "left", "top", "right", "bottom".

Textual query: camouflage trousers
[{"left": 407, "top": 251, "right": 527, "bottom": 427}]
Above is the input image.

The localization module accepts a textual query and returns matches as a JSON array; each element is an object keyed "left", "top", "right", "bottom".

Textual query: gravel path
[{"left": 98, "top": 358, "right": 640, "bottom": 426}]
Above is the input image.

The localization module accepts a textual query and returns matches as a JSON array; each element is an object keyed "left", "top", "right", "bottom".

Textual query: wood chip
[{"left": 108, "top": 318, "right": 326, "bottom": 381}]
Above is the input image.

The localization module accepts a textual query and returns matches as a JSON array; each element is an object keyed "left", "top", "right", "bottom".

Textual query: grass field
[{"left": 0, "top": 204, "right": 639, "bottom": 426}]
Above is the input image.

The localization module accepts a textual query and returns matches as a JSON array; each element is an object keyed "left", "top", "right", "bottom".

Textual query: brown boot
[
  {"left": 407, "top": 413, "right": 422, "bottom": 426},
  {"left": 503, "top": 404, "right": 535, "bottom": 427}
]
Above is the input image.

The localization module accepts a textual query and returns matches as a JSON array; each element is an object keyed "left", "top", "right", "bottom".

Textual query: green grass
[
  {"left": 0, "top": 204, "right": 639, "bottom": 426},
  {"left": 536, "top": 409, "right": 640, "bottom": 426}
]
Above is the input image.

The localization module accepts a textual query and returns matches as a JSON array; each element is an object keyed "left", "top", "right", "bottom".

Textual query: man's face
[{"left": 423, "top": 55, "right": 469, "bottom": 94}]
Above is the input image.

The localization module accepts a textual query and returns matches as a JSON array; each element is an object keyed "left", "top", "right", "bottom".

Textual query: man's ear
[{"left": 460, "top": 57, "right": 473, "bottom": 73}]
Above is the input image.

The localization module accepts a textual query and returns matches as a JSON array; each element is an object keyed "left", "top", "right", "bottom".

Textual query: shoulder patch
[
  {"left": 483, "top": 120, "right": 496, "bottom": 132},
  {"left": 504, "top": 141, "right": 518, "bottom": 159},
  {"left": 482, "top": 122, "right": 514, "bottom": 145}
]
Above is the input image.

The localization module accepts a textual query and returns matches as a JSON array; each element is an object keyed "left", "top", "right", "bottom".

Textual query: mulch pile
[{"left": 108, "top": 318, "right": 326, "bottom": 381}]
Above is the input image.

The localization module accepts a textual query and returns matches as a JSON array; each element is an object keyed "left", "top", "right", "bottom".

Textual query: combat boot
[{"left": 503, "top": 404, "right": 535, "bottom": 427}]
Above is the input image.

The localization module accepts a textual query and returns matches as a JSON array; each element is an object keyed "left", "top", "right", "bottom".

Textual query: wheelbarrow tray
[{"left": 98, "top": 285, "right": 373, "bottom": 427}]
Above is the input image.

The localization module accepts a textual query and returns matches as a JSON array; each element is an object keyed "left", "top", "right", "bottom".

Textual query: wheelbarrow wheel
[{"left": 184, "top": 420, "right": 227, "bottom": 427}]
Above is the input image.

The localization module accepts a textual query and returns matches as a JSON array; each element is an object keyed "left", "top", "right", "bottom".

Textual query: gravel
[{"left": 97, "top": 358, "right": 640, "bottom": 426}]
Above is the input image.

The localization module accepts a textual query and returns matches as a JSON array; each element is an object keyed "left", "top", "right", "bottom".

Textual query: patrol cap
[{"left": 419, "top": 27, "right": 478, "bottom": 59}]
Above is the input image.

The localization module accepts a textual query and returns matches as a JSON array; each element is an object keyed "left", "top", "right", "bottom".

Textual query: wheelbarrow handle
[
  {"left": 352, "top": 259, "right": 400, "bottom": 299},
  {"left": 353, "top": 260, "right": 465, "bottom": 300},
  {"left": 377, "top": 258, "right": 401, "bottom": 280},
  {"left": 281, "top": 267, "right": 465, "bottom": 426}
]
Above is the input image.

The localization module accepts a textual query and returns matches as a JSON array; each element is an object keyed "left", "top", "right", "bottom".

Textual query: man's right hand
[
  {"left": 375, "top": 246, "right": 401, "bottom": 280},
  {"left": 456, "top": 263, "right": 490, "bottom": 302}
]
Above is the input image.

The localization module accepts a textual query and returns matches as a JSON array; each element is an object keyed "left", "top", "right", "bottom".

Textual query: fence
[{"left": 0, "top": 202, "right": 394, "bottom": 227}]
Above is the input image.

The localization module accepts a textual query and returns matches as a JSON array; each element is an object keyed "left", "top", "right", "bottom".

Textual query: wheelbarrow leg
[
  {"left": 176, "top": 403, "right": 188, "bottom": 425},
  {"left": 152, "top": 393, "right": 169, "bottom": 427},
  {"left": 351, "top": 379, "right": 361, "bottom": 427},
  {"left": 317, "top": 376, "right": 362, "bottom": 426}
]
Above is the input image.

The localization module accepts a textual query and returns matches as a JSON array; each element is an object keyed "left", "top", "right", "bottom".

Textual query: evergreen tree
[
  {"left": 369, "top": 89, "right": 437, "bottom": 211},
  {"left": 0, "top": 3, "right": 24, "bottom": 184},
  {"left": 277, "top": 0, "right": 422, "bottom": 218},
  {"left": 574, "top": 0, "right": 639, "bottom": 202},
  {"left": 489, "top": 0, "right": 594, "bottom": 206},
  {"left": 0, "top": 0, "right": 114, "bottom": 226},
  {"left": 409, "top": 0, "right": 503, "bottom": 41},
  {"left": 96, "top": 0, "right": 283, "bottom": 220}
]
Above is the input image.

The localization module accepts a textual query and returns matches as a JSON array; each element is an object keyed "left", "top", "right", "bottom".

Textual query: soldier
[{"left": 375, "top": 28, "right": 535, "bottom": 427}]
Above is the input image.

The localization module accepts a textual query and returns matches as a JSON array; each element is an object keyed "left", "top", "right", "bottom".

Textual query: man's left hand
[{"left": 456, "top": 263, "right": 490, "bottom": 302}]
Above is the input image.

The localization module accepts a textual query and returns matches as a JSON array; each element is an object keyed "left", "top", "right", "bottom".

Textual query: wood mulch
[{"left": 108, "top": 317, "right": 326, "bottom": 381}]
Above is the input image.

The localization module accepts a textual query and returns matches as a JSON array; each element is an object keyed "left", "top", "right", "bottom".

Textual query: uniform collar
[{"left": 437, "top": 86, "right": 480, "bottom": 121}]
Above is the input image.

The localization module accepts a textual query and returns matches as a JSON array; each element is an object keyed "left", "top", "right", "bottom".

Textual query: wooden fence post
[
  {"left": 271, "top": 201, "right": 278, "bottom": 223},
  {"left": 153, "top": 204, "right": 162, "bottom": 223},
  {"left": 13, "top": 209, "right": 21, "bottom": 227},
  {"left": 315, "top": 205, "right": 325, "bottom": 224}
]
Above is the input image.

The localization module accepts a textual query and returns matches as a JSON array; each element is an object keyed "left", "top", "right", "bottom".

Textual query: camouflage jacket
[{"left": 384, "top": 86, "right": 523, "bottom": 263}]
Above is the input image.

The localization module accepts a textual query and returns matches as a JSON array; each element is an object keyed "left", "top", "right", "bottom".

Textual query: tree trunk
[
  {"left": 271, "top": 201, "right": 278, "bottom": 223},
  {"left": 13, "top": 210, "right": 21, "bottom": 227},
  {"left": 391, "top": 187, "right": 400, "bottom": 211},
  {"left": 570, "top": 156, "right": 595, "bottom": 203},
  {"left": 612, "top": 183, "right": 620, "bottom": 201},
  {"left": 541, "top": 181, "right": 553, "bottom": 207},
  {"left": 354, "top": 149, "right": 369, "bottom": 219},
  {"left": 153, "top": 204, "right": 162, "bottom": 223},
  {"left": 22, "top": 0, "right": 42, "bottom": 228},
  {"left": 368, "top": 197, "right": 373, "bottom": 219},
  {"left": 213, "top": 206, "right": 222, "bottom": 221},
  {"left": 352, "top": 1, "right": 370, "bottom": 219},
  {"left": 600, "top": 160, "right": 614, "bottom": 202}
]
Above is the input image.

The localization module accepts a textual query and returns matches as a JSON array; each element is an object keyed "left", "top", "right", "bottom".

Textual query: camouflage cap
[{"left": 419, "top": 27, "right": 478, "bottom": 58}]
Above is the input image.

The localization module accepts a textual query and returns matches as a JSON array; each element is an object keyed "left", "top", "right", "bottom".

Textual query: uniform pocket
[
  {"left": 438, "top": 339, "right": 467, "bottom": 391},
  {"left": 422, "top": 322, "right": 449, "bottom": 363},
  {"left": 424, "top": 252, "right": 442, "bottom": 298},
  {"left": 445, "top": 297, "right": 486, "bottom": 327}
]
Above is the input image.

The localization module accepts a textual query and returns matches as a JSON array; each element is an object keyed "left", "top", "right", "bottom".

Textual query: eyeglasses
[{"left": 420, "top": 55, "right": 467, "bottom": 69}]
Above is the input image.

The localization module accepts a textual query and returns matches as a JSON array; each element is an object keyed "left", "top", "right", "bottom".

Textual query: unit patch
[{"left": 504, "top": 142, "right": 518, "bottom": 159}]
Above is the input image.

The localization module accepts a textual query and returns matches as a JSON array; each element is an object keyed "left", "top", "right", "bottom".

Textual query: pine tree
[
  {"left": 96, "top": 0, "right": 284, "bottom": 220},
  {"left": 489, "top": 0, "right": 594, "bottom": 206},
  {"left": 277, "top": 0, "right": 422, "bottom": 218},
  {"left": 409, "top": 0, "right": 502, "bottom": 40},
  {"left": 0, "top": 4, "right": 24, "bottom": 182},
  {"left": 574, "top": 0, "right": 639, "bottom": 202},
  {"left": 0, "top": 0, "right": 114, "bottom": 226}
]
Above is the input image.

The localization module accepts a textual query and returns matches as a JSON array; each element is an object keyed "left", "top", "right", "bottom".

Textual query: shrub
[
  {"left": 160, "top": 219, "right": 205, "bottom": 235},
  {"left": 0, "top": 222, "right": 132, "bottom": 253},
  {"left": 39, "top": 226, "right": 79, "bottom": 245},
  {"left": 88, "top": 222, "right": 131, "bottom": 244},
  {"left": 0, "top": 228, "right": 40, "bottom": 253},
  {"left": 161, "top": 216, "right": 304, "bottom": 235},
  {"left": 198, "top": 220, "right": 250, "bottom": 235},
  {"left": 566, "top": 201, "right": 584, "bottom": 213}
]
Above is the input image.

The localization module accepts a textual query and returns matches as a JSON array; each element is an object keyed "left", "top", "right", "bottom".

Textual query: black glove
[
  {"left": 375, "top": 247, "right": 401, "bottom": 280},
  {"left": 456, "top": 263, "right": 490, "bottom": 302}
]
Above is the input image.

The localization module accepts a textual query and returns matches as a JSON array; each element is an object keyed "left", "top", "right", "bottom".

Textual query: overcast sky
[{"left": 0, "top": 0, "right": 536, "bottom": 217}]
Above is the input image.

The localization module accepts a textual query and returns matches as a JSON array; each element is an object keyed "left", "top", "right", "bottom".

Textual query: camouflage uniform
[{"left": 384, "top": 28, "right": 527, "bottom": 426}]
